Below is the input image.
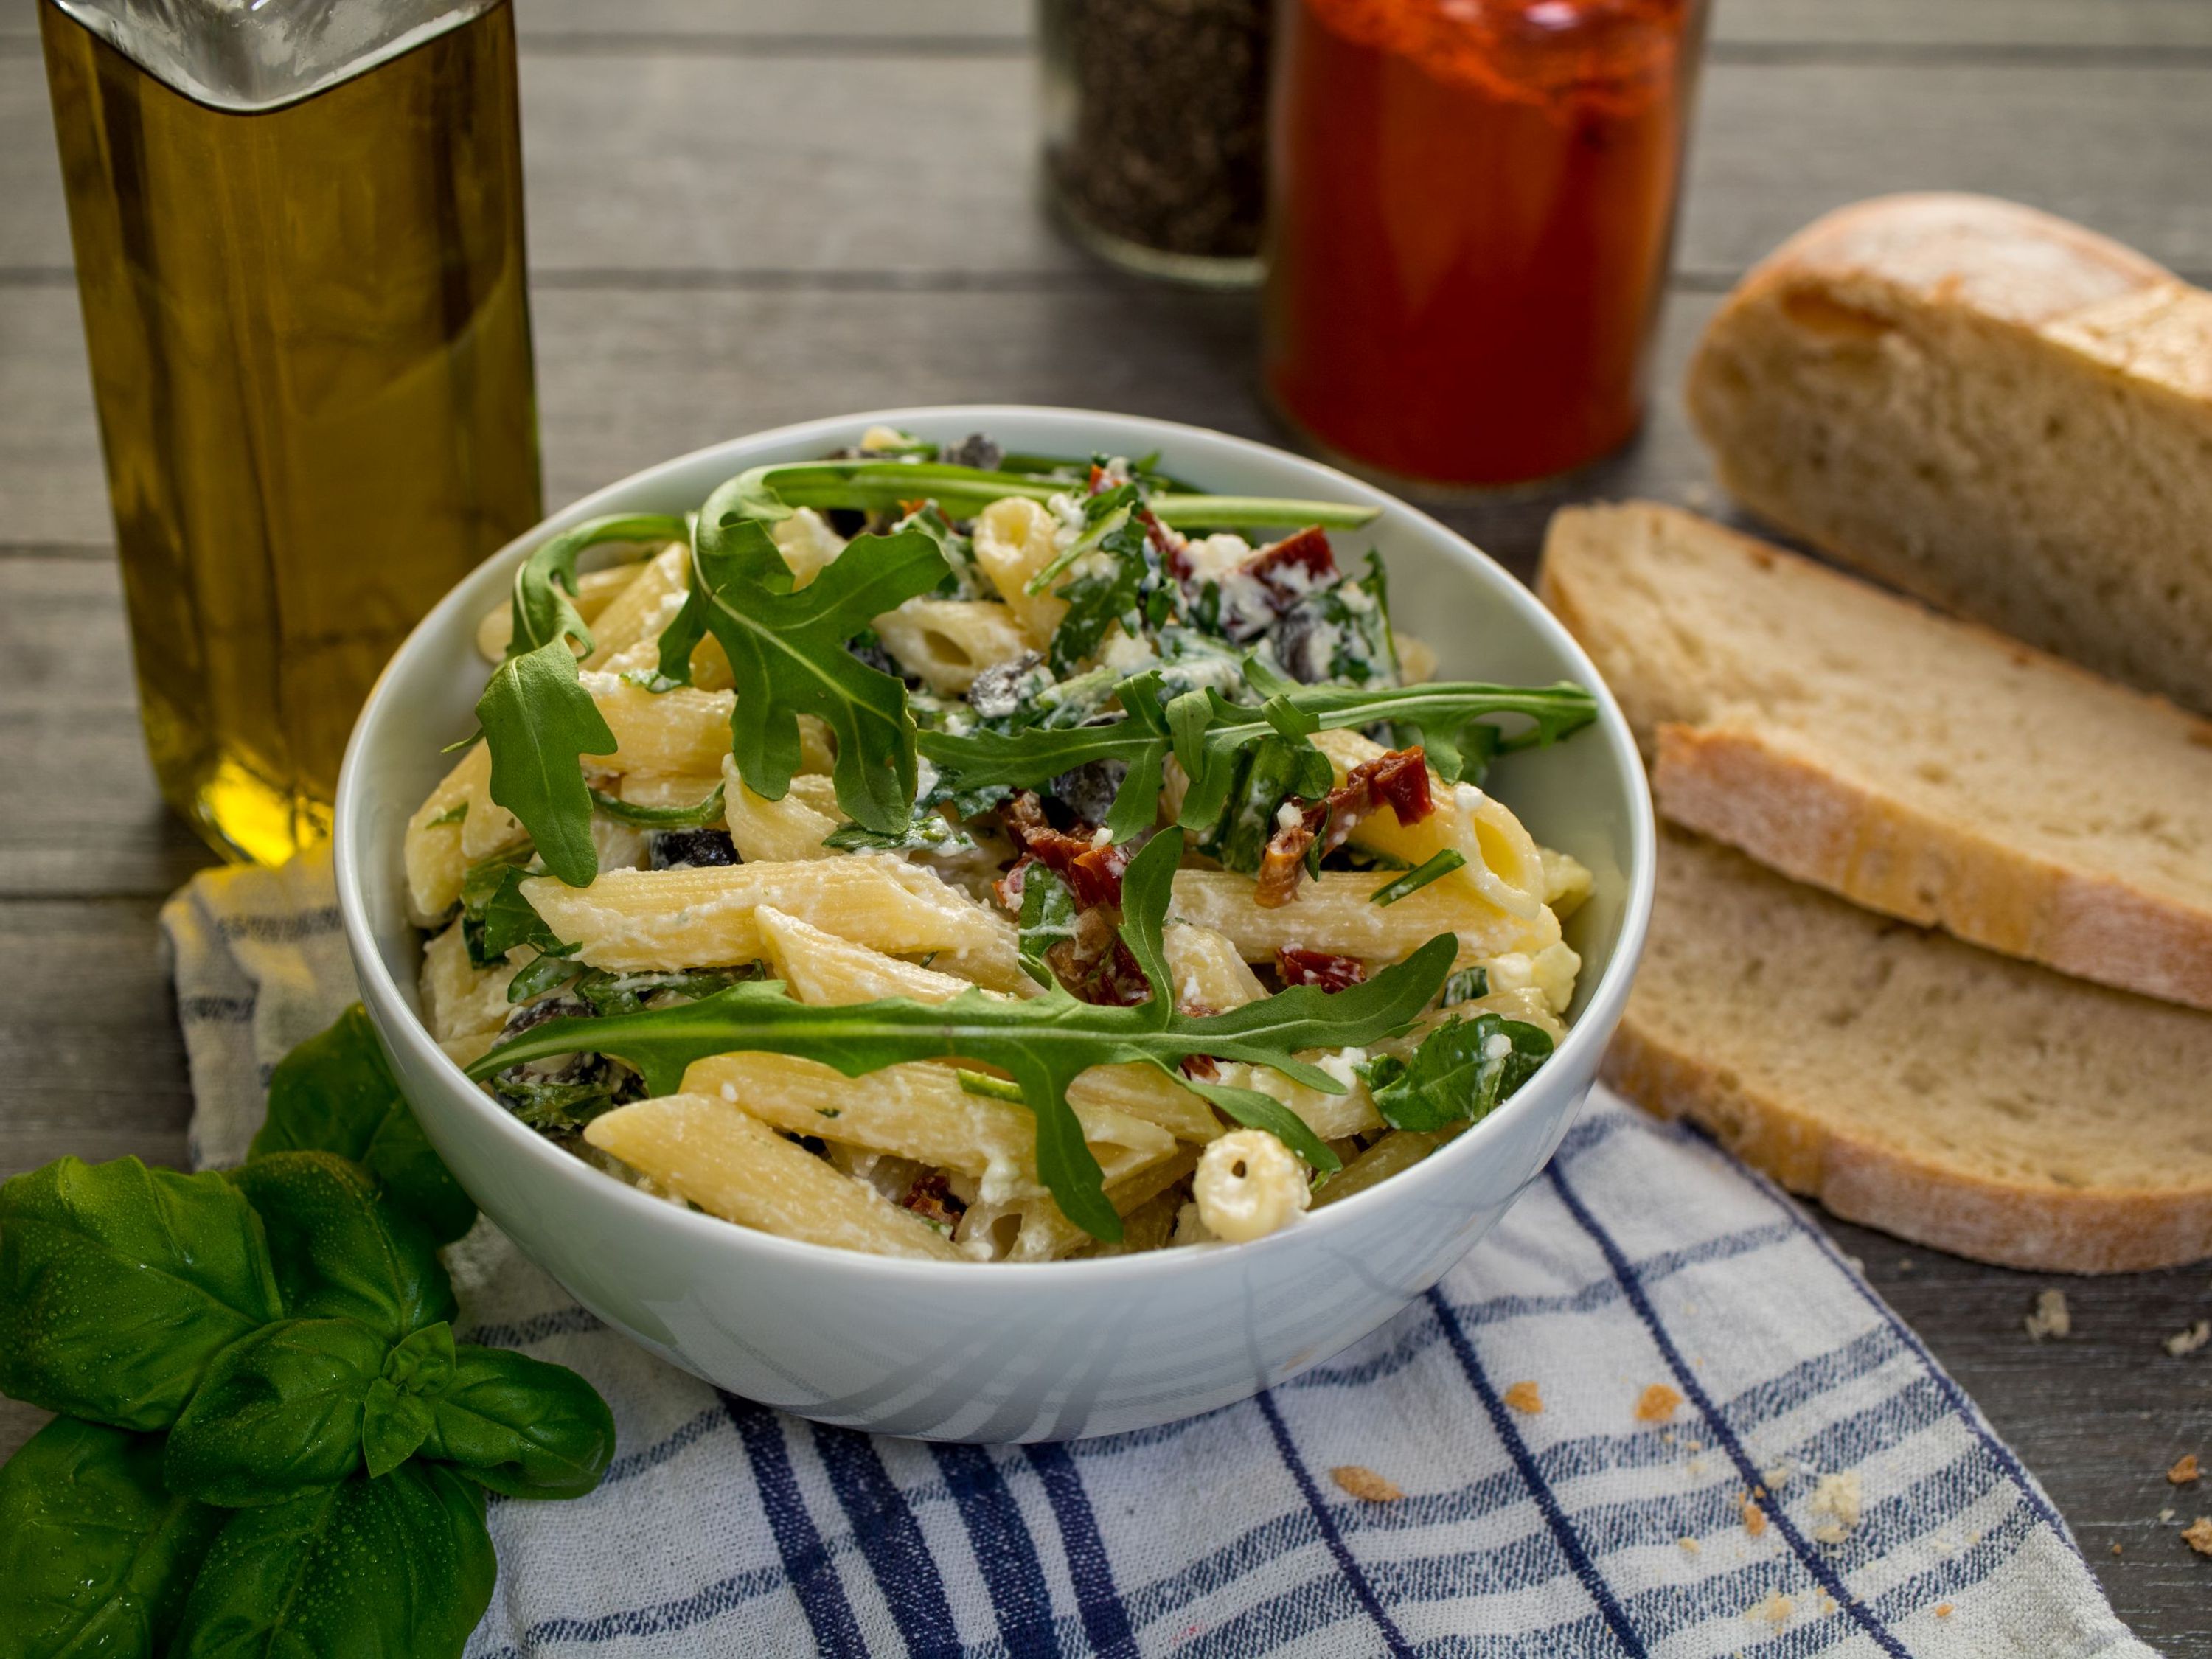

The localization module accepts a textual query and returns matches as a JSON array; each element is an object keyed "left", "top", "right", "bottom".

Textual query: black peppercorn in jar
[{"left": 1038, "top": 0, "right": 1271, "bottom": 285}]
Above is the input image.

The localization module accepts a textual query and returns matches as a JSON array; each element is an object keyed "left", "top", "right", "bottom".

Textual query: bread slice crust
[
  {"left": 1610, "top": 831, "right": 2212, "bottom": 1275},
  {"left": 1686, "top": 191, "right": 2212, "bottom": 716},
  {"left": 1540, "top": 501, "right": 2212, "bottom": 1012}
]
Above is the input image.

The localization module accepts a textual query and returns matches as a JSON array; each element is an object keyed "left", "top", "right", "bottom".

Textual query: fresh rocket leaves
[
  {"left": 1359, "top": 1014, "right": 1554, "bottom": 1133},
  {"left": 0, "top": 1417, "right": 226, "bottom": 1659},
  {"left": 254, "top": 1004, "right": 476, "bottom": 1245},
  {"left": 475, "top": 646, "right": 616, "bottom": 889},
  {"left": 470, "top": 831, "right": 1453, "bottom": 1242},
  {"left": 922, "top": 670, "right": 1598, "bottom": 844},
  {"left": 0, "top": 1158, "right": 283, "bottom": 1430},
  {"left": 589, "top": 782, "right": 726, "bottom": 829},
  {"left": 654, "top": 478, "right": 947, "bottom": 833},
  {"left": 506, "top": 514, "right": 686, "bottom": 669},
  {"left": 1015, "top": 863, "right": 1080, "bottom": 987}
]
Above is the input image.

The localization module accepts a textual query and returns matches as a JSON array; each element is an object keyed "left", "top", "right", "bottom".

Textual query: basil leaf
[
  {"left": 170, "top": 1463, "right": 494, "bottom": 1659},
  {"left": 254, "top": 1005, "right": 477, "bottom": 1245},
  {"left": 1369, "top": 849, "right": 1468, "bottom": 906},
  {"left": 1363, "top": 1013, "right": 1555, "bottom": 1133},
  {"left": 0, "top": 1417, "right": 226, "bottom": 1659},
  {"left": 164, "top": 1318, "right": 386, "bottom": 1507},
  {"left": 360, "top": 1383, "right": 436, "bottom": 1481},
  {"left": 0, "top": 1159, "right": 283, "bottom": 1430},
  {"left": 227, "top": 1153, "right": 456, "bottom": 1343},
  {"left": 475, "top": 637, "right": 619, "bottom": 888},
  {"left": 422, "top": 1346, "right": 616, "bottom": 1500}
]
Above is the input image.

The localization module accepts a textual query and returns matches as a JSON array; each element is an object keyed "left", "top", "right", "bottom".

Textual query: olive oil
[{"left": 41, "top": 1, "right": 541, "bottom": 863}]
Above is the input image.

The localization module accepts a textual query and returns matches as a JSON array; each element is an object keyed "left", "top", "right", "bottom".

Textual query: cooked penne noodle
[
  {"left": 474, "top": 559, "right": 647, "bottom": 662},
  {"left": 722, "top": 759, "right": 844, "bottom": 864},
  {"left": 681, "top": 1054, "right": 1176, "bottom": 1206},
  {"left": 1169, "top": 869, "right": 1560, "bottom": 964},
  {"left": 772, "top": 507, "right": 849, "bottom": 588},
  {"left": 755, "top": 905, "right": 992, "bottom": 1004},
  {"left": 1313, "top": 728, "right": 1546, "bottom": 919},
  {"left": 581, "top": 675, "right": 734, "bottom": 777},
  {"left": 958, "top": 1148, "right": 1200, "bottom": 1264},
  {"left": 1310, "top": 1124, "right": 1467, "bottom": 1209},
  {"left": 582, "top": 543, "right": 689, "bottom": 669},
  {"left": 1164, "top": 922, "right": 1267, "bottom": 1012},
  {"left": 872, "top": 598, "right": 1032, "bottom": 694},
  {"left": 971, "top": 497, "right": 1068, "bottom": 646},
  {"left": 584, "top": 1093, "right": 965, "bottom": 1261},
  {"left": 521, "top": 858, "right": 1026, "bottom": 988},
  {"left": 1540, "top": 846, "right": 1594, "bottom": 919},
  {"left": 1211, "top": 1057, "right": 1384, "bottom": 1141},
  {"left": 420, "top": 920, "right": 518, "bottom": 1043}
]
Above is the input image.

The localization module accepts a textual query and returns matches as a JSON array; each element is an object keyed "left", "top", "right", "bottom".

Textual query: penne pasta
[
  {"left": 581, "top": 543, "right": 689, "bottom": 669},
  {"left": 420, "top": 919, "right": 518, "bottom": 1044},
  {"left": 475, "top": 559, "right": 647, "bottom": 662},
  {"left": 1169, "top": 869, "right": 1560, "bottom": 965},
  {"left": 971, "top": 497, "right": 1068, "bottom": 647},
  {"left": 720, "top": 759, "right": 843, "bottom": 864},
  {"left": 1313, "top": 728, "right": 1547, "bottom": 920},
  {"left": 680, "top": 1054, "right": 1176, "bottom": 1207},
  {"left": 521, "top": 857, "right": 1026, "bottom": 989},
  {"left": 581, "top": 675, "right": 734, "bottom": 778},
  {"left": 958, "top": 1148, "right": 1200, "bottom": 1264},
  {"left": 755, "top": 905, "right": 990, "bottom": 1004},
  {"left": 584, "top": 1093, "right": 964, "bottom": 1261},
  {"left": 872, "top": 598, "right": 1032, "bottom": 694},
  {"left": 1164, "top": 922, "right": 1267, "bottom": 1012}
]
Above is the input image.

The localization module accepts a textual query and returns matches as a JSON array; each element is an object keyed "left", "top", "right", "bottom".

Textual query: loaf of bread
[
  {"left": 1540, "top": 501, "right": 2212, "bottom": 1011},
  {"left": 1613, "top": 827, "right": 2212, "bottom": 1274},
  {"left": 1687, "top": 192, "right": 2212, "bottom": 717}
]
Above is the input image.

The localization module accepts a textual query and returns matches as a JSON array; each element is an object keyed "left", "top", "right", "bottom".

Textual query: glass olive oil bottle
[{"left": 41, "top": 0, "right": 541, "bottom": 863}]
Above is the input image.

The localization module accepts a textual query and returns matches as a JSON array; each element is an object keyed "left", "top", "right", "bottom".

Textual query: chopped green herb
[
  {"left": 589, "top": 783, "right": 726, "bottom": 830},
  {"left": 956, "top": 1070, "right": 1028, "bottom": 1103},
  {"left": 1440, "top": 965, "right": 1490, "bottom": 1006},
  {"left": 425, "top": 802, "right": 467, "bottom": 828},
  {"left": 1369, "top": 849, "right": 1468, "bottom": 906}
]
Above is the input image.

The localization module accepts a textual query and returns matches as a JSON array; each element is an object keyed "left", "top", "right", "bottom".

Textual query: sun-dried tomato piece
[
  {"left": 1067, "top": 838, "right": 1133, "bottom": 910},
  {"left": 1255, "top": 821, "right": 1316, "bottom": 908},
  {"left": 1179, "top": 1054, "right": 1221, "bottom": 1081},
  {"left": 1243, "top": 526, "right": 1337, "bottom": 605},
  {"left": 1359, "top": 748, "right": 1434, "bottom": 825},
  {"left": 902, "top": 1171, "right": 966, "bottom": 1229},
  {"left": 1051, "top": 932, "right": 1153, "bottom": 1008},
  {"left": 1000, "top": 790, "right": 1133, "bottom": 908},
  {"left": 1276, "top": 948, "right": 1367, "bottom": 992}
]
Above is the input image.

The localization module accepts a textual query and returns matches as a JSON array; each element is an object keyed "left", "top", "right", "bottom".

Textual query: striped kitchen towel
[{"left": 164, "top": 849, "right": 2154, "bottom": 1658}]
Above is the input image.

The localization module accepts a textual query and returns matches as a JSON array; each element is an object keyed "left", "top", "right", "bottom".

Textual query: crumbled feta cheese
[
  {"left": 1317, "top": 1048, "right": 1368, "bottom": 1089},
  {"left": 1048, "top": 491, "right": 1088, "bottom": 538},
  {"left": 1483, "top": 1033, "right": 1512, "bottom": 1061},
  {"left": 914, "top": 757, "right": 939, "bottom": 800},
  {"left": 1099, "top": 628, "right": 1160, "bottom": 674},
  {"left": 1454, "top": 782, "right": 1488, "bottom": 814},
  {"left": 1181, "top": 975, "right": 1202, "bottom": 1005},
  {"left": 1180, "top": 532, "right": 1253, "bottom": 582},
  {"left": 1484, "top": 953, "right": 1535, "bottom": 994},
  {"left": 1091, "top": 825, "right": 1113, "bottom": 849},
  {"left": 1338, "top": 581, "right": 1376, "bottom": 613},
  {"left": 1276, "top": 802, "right": 1304, "bottom": 831}
]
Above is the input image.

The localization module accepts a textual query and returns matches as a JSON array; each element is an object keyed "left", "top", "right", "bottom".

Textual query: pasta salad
[{"left": 407, "top": 428, "right": 1599, "bottom": 1262}]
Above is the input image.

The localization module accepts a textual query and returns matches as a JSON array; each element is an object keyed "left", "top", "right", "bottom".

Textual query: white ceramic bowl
[{"left": 334, "top": 406, "right": 1654, "bottom": 1442}]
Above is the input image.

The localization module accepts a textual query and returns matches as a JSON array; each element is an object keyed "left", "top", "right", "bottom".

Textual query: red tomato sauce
[{"left": 1263, "top": 0, "right": 1703, "bottom": 486}]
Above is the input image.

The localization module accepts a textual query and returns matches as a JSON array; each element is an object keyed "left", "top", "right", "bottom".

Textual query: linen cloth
[{"left": 162, "top": 848, "right": 2154, "bottom": 1659}]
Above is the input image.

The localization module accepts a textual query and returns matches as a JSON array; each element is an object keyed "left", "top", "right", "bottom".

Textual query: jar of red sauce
[{"left": 1262, "top": 0, "right": 1707, "bottom": 487}]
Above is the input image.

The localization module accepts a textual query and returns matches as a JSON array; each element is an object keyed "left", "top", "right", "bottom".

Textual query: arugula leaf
[
  {"left": 475, "top": 641, "right": 617, "bottom": 888},
  {"left": 654, "top": 484, "right": 947, "bottom": 832},
  {"left": 0, "top": 1417, "right": 226, "bottom": 1659},
  {"left": 820, "top": 811, "right": 974, "bottom": 855},
  {"left": 1015, "top": 863, "right": 1079, "bottom": 987},
  {"left": 170, "top": 1463, "right": 493, "bottom": 1659},
  {"left": 470, "top": 831, "right": 1452, "bottom": 1240},
  {"left": 589, "top": 782, "right": 725, "bottom": 829},
  {"left": 0, "top": 1158, "right": 284, "bottom": 1431},
  {"left": 1440, "top": 964, "right": 1490, "bottom": 1006},
  {"left": 1359, "top": 1013, "right": 1554, "bottom": 1133},
  {"left": 163, "top": 1318, "right": 386, "bottom": 1506},
  {"left": 228, "top": 1153, "right": 456, "bottom": 1343},
  {"left": 504, "top": 514, "right": 686, "bottom": 666},
  {"left": 254, "top": 1005, "right": 477, "bottom": 1245},
  {"left": 477, "top": 865, "right": 571, "bottom": 960},
  {"left": 418, "top": 1346, "right": 617, "bottom": 1500},
  {"left": 922, "top": 674, "right": 1597, "bottom": 843},
  {"left": 1370, "top": 849, "right": 1467, "bottom": 906},
  {"left": 1035, "top": 484, "right": 1161, "bottom": 675}
]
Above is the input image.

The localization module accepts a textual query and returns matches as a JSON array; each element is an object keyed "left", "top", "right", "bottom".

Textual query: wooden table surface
[{"left": 3, "top": 0, "right": 2208, "bottom": 1646}]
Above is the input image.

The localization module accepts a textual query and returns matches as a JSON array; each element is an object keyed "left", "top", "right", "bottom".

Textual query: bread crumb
[
  {"left": 1897, "top": 1256, "right": 1914, "bottom": 1272},
  {"left": 2159, "top": 1506, "right": 2176, "bottom": 1523},
  {"left": 2024, "top": 1289, "right": 2071, "bottom": 1340},
  {"left": 1329, "top": 1466, "right": 1403, "bottom": 1503},
  {"left": 1503, "top": 1380, "right": 1543, "bottom": 1415},
  {"left": 1809, "top": 1470, "right": 1864, "bottom": 1545},
  {"left": 1636, "top": 1383, "right": 1684, "bottom": 1422},
  {"left": 1679, "top": 1536, "right": 1700, "bottom": 1555},
  {"left": 1763, "top": 1465, "right": 1791, "bottom": 1489},
  {"left": 1742, "top": 1495, "right": 1768, "bottom": 1538},
  {"left": 2169, "top": 1453, "right": 2201, "bottom": 1486},
  {"left": 2112, "top": 1543, "right": 2124, "bottom": 1557},
  {"left": 1746, "top": 1591, "right": 1791, "bottom": 1628},
  {"left": 2166, "top": 1320, "right": 2211, "bottom": 1357},
  {"left": 1934, "top": 1604, "right": 1953, "bottom": 1619},
  {"left": 2183, "top": 1517, "right": 2212, "bottom": 1557}
]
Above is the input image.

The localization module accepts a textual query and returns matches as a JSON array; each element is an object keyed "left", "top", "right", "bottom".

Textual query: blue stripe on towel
[
  {"left": 812, "top": 1426, "right": 963, "bottom": 1658},
  {"left": 1026, "top": 1442, "right": 1139, "bottom": 1659},
  {"left": 719, "top": 1394, "right": 867, "bottom": 1658},
  {"left": 931, "top": 1444, "right": 1060, "bottom": 1658},
  {"left": 1254, "top": 1388, "right": 1416, "bottom": 1658}
]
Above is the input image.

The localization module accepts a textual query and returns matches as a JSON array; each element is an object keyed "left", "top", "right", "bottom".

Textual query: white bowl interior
[{"left": 334, "top": 406, "right": 1654, "bottom": 1439}]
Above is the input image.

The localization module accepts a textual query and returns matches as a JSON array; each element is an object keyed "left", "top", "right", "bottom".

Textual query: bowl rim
[{"left": 333, "top": 403, "right": 1655, "bottom": 1287}]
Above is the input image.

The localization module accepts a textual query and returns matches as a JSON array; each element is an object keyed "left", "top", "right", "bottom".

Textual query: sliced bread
[
  {"left": 1686, "top": 191, "right": 2212, "bottom": 716},
  {"left": 1540, "top": 501, "right": 2212, "bottom": 1011},
  {"left": 1613, "top": 828, "right": 2212, "bottom": 1274}
]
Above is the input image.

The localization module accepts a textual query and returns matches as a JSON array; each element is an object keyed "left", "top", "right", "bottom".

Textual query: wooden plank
[
  {"left": 0, "top": 897, "right": 195, "bottom": 1131},
  {"left": 0, "top": 555, "right": 216, "bottom": 899},
  {"left": 1831, "top": 1217, "right": 2212, "bottom": 1650},
  {"left": 0, "top": 1400, "right": 52, "bottom": 1468},
  {"left": 10, "top": 55, "right": 2212, "bottom": 282}
]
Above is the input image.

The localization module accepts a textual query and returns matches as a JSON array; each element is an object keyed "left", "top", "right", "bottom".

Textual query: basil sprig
[
  {"left": 0, "top": 1007, "right": 617, "bottom": 1659},
  {"left": 470, "top": 830, "right": 1453, "bottom": 1241}
]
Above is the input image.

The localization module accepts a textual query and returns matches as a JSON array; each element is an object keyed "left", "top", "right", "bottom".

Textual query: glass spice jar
[
  {"left": 1038, "top": 0, "right": 1273, "bottom": 285},
  {"left": 1262, "top": 0, "right": 1708, "bottom": 487}
]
